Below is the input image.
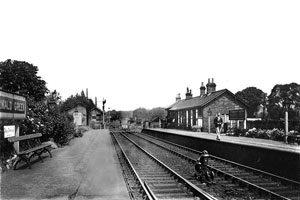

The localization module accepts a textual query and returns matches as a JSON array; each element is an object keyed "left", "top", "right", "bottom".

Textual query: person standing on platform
[{"left": 214, "top": 113, "right": 223, "bottom": 140}]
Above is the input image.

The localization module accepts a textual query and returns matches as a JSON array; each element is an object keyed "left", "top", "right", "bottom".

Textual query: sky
[{"left": 1, "top": 0, "right": 299, "bottom": 111}]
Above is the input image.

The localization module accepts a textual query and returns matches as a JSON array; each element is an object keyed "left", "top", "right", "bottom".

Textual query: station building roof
[{"left": 167, "top": 89, "right": 248, "bottom": 111}]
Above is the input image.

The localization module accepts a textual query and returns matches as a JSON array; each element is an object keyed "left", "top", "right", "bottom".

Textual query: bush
[{"left": 226, "top": 127, "right": 247, "bottom": 137}]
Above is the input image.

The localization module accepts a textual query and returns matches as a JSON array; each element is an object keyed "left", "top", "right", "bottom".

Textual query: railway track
[
  {"left": 126, "top": 130, "right": 300, "bottom": 200},
  {"left": 111, "top": 130, "right": 218, "bottom": 200}
]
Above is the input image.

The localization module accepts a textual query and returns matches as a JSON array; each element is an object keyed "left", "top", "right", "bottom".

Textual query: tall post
[
  {"left": 102, "top": 98, "right": 106, "bottom": 129},
  {"left": 283, "top": 97, "right": 292, "bottom": 144},
  {"left": 207, "top": 108, "right": 211, "bottom": 134},
  {"left": 285, "top": 110, "right": 288, "bottom": 143},
  {"left": 14, "top": 125, "right": 20, "bottom": 154}
]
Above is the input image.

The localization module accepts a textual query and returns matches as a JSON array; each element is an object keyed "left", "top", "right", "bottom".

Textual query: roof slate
[{"left": 168, "top": 89, "right": 228, "bottom": 110}]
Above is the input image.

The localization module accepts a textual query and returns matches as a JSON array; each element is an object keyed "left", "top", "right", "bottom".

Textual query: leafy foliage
[
  {"left": 0, "top": 59, "right": 48, "bottom": 101},
  {"left": 148, "top": 107, "right": 167, "bottom": 121},
  {"left": 133, "top": 107, "right": 150, "bottom": 120},
  {"left": 20, "top": 94, "right": 75, "bottom": 145},
  {"left": 132, "top": 107, "right": 167, "bottom": 121},
  {"left": 109, "top": 110, "right": 121, "bottom": 121},
  {"left": 0, "top": 59, "right": 77, "bottom": 165},
  {"left": 235, "top": 87, "right": 266, "bottom": 118},
  {"left": 267, "top": 83, "right": 300, "bottom": 120},
  {"left": 60, "top": 91, "right": 96, "bottom": 113}
]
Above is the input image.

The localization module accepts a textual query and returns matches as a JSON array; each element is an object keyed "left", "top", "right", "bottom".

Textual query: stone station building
[{"left": 166, "top": 78, "right": 248, "bottom": 132}]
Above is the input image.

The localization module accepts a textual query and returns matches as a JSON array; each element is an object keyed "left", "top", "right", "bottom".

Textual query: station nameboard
[
  {"left": 0, "top": 90, "right": 26, "bottom": 120},
  {"left": 229, "top": 109, "right": 246, "bottom": 120}
]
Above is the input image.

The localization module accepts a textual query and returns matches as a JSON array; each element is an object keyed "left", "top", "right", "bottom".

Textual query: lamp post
[
  {"left": 207, "top": 108, "right": 212, "bottom": 134},
  {"left": 102, "top": 98, "right": 106, "bottom": 129},
  {"left": 283, "top": 97, "right": 292, "bottom": 143}
]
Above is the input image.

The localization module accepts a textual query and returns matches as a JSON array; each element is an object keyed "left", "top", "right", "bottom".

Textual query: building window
[
  {"left": 186, "top": 110, "right": 188, "bottom": 127},
  {"left": 196, "top": 109, "right": 198, "bottom": 118},
  {"left": 191, "top": 109, "right": 193, "bottom": 126}
]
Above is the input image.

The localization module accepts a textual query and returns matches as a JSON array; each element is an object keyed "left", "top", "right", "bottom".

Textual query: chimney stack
[
  {"left": 185, "top": 87, "right": 193, "bottom": 99},
  {"left": 200, "top": 82, "right": 206, "bottom": 96},
  {"left": 176, "top": 93, "right": 181, "bottom": 101},
  {"left": 95, "top": 97, "right": 97, "bottom": 106},
  {"left": 206, "top": 78, "right": 216, "bottom": 94}
]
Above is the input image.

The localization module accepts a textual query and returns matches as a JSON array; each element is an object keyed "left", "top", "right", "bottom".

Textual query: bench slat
[
  {"left": 18, "top": 144, "right": 51, "bottom": 155},
  {"left": 8, "top": 133, "right": 42, "bottom": 142}
]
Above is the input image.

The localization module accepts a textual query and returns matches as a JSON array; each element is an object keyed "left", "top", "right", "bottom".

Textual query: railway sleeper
[
  {"left": 137, "top": 171, "right": 168, "bottom": 174},
  {"left": 256, "top": 182, "right": 281, "bottom": 187},
  {"left": 282, "top": 193, "right": 300, "bottom": 200},
  {"left": 278, "top": 189, "right": 300, "bottom": 196},
  {"left": 149, "top": 183, "right": 180, "bottom": 189},
  {"left": 238, "top": 175, "right": 262, "bottom": 181},
  {"left": 142, "top": 177, "right": 175, "bottom": 181},
  {"left": 136, "top": 169, "right": 164, "bottom": 172},
  {"left": 145, "top": 180, "right": 176, "bottom": 184},
  {"left": 230, "top": 172, "right": 253, "bottom": 177},
  {"left": 266, "top": 186, "right": 294, "bottom": 192},
  {"left": 151, "top": 187, "right": 190, "bottom": 194},
  {"left": 140, "top": 174, "right": 173, "bottom": 178},
  {"left": 154, "top": 193, "right": 194, "bottom": 199}
]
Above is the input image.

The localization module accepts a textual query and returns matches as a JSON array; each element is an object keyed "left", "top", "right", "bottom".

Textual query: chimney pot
[
  {"left": 176, "top": 93, "right": 181, "bottom": 101},
  {"left": 206, "top": 78, "right": 216, "bottom": 94},
  {"left": 186, "top": 87, "right": 192, "bottom": 99},
  {"left": 200, "top": 82, "right": 206, "bottom": 96}
]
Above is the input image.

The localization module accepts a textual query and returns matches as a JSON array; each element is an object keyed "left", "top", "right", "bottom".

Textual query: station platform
[
  {"left": 146, "top": 128, "right": 300, "bottom": 154},
  {"left": 1, "top": 129, "right": 130, "bottom": 200}
]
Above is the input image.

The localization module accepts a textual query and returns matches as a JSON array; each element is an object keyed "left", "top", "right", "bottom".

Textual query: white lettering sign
[{"left": 4, "top": 125, "right": 15, "bottom": 138}]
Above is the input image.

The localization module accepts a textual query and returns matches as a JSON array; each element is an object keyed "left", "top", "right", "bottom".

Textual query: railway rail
[
  {"left": 126, "top": 130, "right": 300, "bottom": 200},
  {"left": 111, "top": 129, "right": 218, "bottom": 200}
]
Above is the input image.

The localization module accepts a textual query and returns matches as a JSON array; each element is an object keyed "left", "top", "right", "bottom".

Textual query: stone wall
[{"left": 202, "top": 94, "right": 245, "bottom": 132}]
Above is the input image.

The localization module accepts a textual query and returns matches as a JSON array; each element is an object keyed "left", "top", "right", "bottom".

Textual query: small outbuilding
[{"left": 67, "top": 105, "right": 87, "bottom": 126}]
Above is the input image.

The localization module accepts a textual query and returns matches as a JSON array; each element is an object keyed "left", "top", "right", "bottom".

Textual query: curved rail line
[
  {"left": 111, "top": 130, "right": 218, "bottom": 200},
  {"left": 129, "top": 130, "right": 300, "bottom": 200}
]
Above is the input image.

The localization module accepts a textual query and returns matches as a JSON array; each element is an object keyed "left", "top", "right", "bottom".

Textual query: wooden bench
[{"left": 8, "top": 133, "right": 52, "bottom": 170}]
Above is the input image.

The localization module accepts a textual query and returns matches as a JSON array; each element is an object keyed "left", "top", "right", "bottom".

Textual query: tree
[
  {"left": 267, "top": 83, "right": 300, "bottom": 120},
  {"left": 133, "top": 108, "right": 149, "bottom": 121},
  {"left": 149, "top": 107, "right": 167, "bottom": 120},
  {"left": 235, "top": 87, "right": 266, "bottom": 118},
  {"left": 0, "top": 59, "right": 76, "bottom": 146},
  {"left": 60, "top": 93, "right": 95, "bottom": 113},
  {"left": 0, "top": 59, "right": 48, "bottom": 101},
  {"left": 109, "top": 110, "right": 121, "bottom": 121}
]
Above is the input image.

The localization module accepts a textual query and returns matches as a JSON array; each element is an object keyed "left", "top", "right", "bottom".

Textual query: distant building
[
  {"left": 150, "top": 117, "right": 166, "bottom": 128},
  {"left": 88, "top": 107, "right": 102, "bottom": 129},
  {"left": 67, "top": 105, "right": 87, "bottom": 126},
  {"left": 166, "top": 78, "right": 248, "bottom": 132},
  {"left": 120, "top": 111, "right": 133, "bottom": 129},
  {"left": 89, "top": 107, "right": 102, "bottom": 123}
]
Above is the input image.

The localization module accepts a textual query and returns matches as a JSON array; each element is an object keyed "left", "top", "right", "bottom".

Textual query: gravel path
[{"left": 0, "top": 129, "right": 130, "bottom": 200}]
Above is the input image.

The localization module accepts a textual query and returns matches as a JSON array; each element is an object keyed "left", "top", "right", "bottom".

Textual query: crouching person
[{"left": 194, "top": 150, "right": 215, "bottom": 185}]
